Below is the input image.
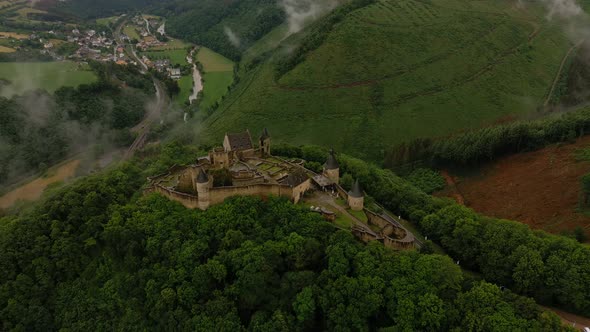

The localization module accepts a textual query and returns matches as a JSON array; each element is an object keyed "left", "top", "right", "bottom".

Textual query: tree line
[
  {"left": 384, "top": 106, "right": 590, "bottom": 170},
  {"left": 274, "top": 144, "right": 590, "bottom": 317},
  {"left": 0, "top": 150, "right": 576, "bottom": 330}
]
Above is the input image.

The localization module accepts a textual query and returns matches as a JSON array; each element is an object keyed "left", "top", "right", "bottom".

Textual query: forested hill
[
  {"left": 0, "top": 157, "right": 575, "bottom": 331},
  {"left": 156, "top": 0, "right": 285, "bottom": 61}
]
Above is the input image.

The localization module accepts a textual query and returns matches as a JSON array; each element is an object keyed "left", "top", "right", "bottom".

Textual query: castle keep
[{"left": 146, "top": 129, "right": 364, "bottom": 211}]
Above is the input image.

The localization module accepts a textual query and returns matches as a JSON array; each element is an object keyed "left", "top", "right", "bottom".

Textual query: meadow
[
  {"left": 123, "top": 25, "right": 140, "bottom": 40},
  {"left": 0, "top": 61, "right": 97, "bottom": 96},
  {"left": 173, "top": 75, "right": 192, "bottom": 105},
  {"left": 96, "top": 15, "right": 119, "bottom": 26},
  {"left": 142, "top": 48, "right": 188, "bottom": 66},
  {"left": 196, "top": 47, "right": 234, "bottom": 109},
  {"left": 201, "top": 0, "right": 571, "bottom": 161}
]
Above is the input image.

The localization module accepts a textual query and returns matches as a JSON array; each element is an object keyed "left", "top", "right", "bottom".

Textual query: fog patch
[
  {"left": 281, "top": 0, "right": 339, "bottom": 35},
  {"left": 224, "top": 26, "right": 241, "bottom": 48}
]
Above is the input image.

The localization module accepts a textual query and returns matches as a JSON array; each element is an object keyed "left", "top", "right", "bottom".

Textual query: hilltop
[{"left": 201, "top": 0, "right": 572, "bottom": 161}]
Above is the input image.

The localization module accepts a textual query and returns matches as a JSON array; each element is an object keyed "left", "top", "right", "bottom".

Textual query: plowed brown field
[{"left": 437, "top": 136, "right": 590, "bottom": 236}]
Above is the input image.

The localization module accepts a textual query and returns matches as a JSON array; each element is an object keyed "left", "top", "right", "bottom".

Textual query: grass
[
  {"left": 142, "top": 49, "right": 188, "bottom": 66},
  {"left": 174, "top": 75, "right": 193, "bottom": 105},
  {"left": 148, "top": 39, "right": 191, "bottom": 51},
  {"left": 96, "top": 15, "right": 119, "bottom": 26},
  {"left": 334, "top": 213, "right": 354, "bottom": 229},
  {"left": 201, "top": 0, "right": 572, "bottom": 160},
  {"left": 123, "top": 25, "right": 140, "bottom": 40},
  {"left": 196, "top": 47, "right": 234, "bottom": 110},
  {"left": 197, "top": 47, "right": 234, "bottom": 72},
  {"left": 0, "top": 61, "right": 97, "bottom": 97},
  {"left": 349, "top": 208, "right": 367, "bottom": 222}
]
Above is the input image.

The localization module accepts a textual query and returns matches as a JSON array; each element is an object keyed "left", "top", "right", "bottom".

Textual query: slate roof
[
  {"left": 324, "top": 149, "right": 339, "bottom": 170},
  {"left": 226, "top": 131, "right": 253, "bottom": 151},
  {"left": 283, "top": 169, "right": 309, "bottom": 187},
  {"left": 348, "top": 179, "right": 363, "bottom": 198},
  {"left": 197, "top": 169, "right": 209, "bottom": 183}
]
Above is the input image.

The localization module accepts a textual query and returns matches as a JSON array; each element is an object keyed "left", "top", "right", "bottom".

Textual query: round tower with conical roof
[
  {"left": 347, "top": 179, "right": 364, "bottom": 211},
  {"left": 196, "top": 168, "right": 210, "bottom": 210},
  {"left": 323, "top": 149, "right": 340, "bottom": 185},
  {"left": 259, "top": 128, "right": 271, "bottom": 156}
]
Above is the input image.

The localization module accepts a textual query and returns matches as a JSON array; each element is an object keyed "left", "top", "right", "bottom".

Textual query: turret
[
  {"left": 196, "top": 169, "right": 210, "bottom": 210},
  {"left": 347, "top": 179, "right": 364, "bottom": 211},
  {"left": 259, "top": 128, "right": 271, "bottom": 156},
  {"left": 323, "top": 149, "right": 340, "bottom": 185}
]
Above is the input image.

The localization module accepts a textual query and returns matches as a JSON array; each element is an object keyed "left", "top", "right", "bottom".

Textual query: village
[{"left": 6, "top": 13, "right": 185, "bottom": 80}]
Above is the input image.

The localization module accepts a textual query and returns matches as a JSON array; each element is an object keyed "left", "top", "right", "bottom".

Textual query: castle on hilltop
[{"left": 145, "top": 128, "right": 364, "bottom": 211}]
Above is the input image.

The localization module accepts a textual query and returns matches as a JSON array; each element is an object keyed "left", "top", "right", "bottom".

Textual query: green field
[
  {"left": 196, "top": 47, "right": 234, "bottom": 109},
  {"left": 123, "top": 25, "right": 140, "bottom": 40},
  {"left": 96, "top": 15, "right": 119, "bottom": 26},
  {"left": 0, "top": 61, "right": 97, "bottom": 97},
  {"left": 142, "top": 49, "right": 188, "bottom": 66},
  {"left": 201, "top": 0, "right": 571, "bottom": 160},
  {"left": 174, "top": 75, "right": 193, "bottom": 105},
  {"left": 148, "top": 39, "right": 191, "bottom": 51}
]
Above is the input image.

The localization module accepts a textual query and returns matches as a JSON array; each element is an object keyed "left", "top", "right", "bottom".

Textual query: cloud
[
  {"left": 281, "top": 0, "right": 339, "bottom": 35},
  {"left": 224, "top": 26, "right": 241, "bottom": 48}
]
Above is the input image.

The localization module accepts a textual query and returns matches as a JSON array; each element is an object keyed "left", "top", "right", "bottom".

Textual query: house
[{"left": 169, "top": 68, "right": 181, "bottom": 80}]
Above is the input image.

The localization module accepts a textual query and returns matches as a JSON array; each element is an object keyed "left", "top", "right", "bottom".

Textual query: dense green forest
[
  {"left": 159, "top": 0, "right": 285, "bottom": 61},
  {"left": 0, "top": 153, "right": 575, "bottom": 330},
  {"left": 273, "top": 144, "right": 590, "bottom": 317},
  {"left": 0, "top": 62, "right": 152, "bottom": 187}
]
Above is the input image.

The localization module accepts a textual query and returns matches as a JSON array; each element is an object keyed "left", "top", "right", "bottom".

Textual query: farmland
[
  {"left": 437, "top": 136, "right": 590, "bottom": 237},
  {"left": 201, "top": 0, "right": 571, "bottom": 161},
  {"left": 142, "top": 48, "right": 188, "bottom": 66},
  {"left": 196, "top": 47, "right": 234, "bottom": 109},
  {"left": 0, "top": 45, "right": 15, "bottom": 52},
  {"left": 0, "top": 61, "right": 97, "bottom": 96}
]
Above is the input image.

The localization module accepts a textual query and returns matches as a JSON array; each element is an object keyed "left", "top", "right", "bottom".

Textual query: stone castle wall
[
  {"left": 147, "top": 183, "right": 295, "bottom": 209},
  {"left": 208, "top": 183, "right": 294, "bottom": 205}
]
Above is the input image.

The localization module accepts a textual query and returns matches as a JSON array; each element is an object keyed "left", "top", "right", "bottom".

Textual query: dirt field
[
  {"left": 437, "top": 136, "right": 590, "bottom": 236},
  {"left": 0, "top": 159, "right": 80, "bottom": 209},
  {"left": 0, "top": 45, "right": 15, "bottom": 53},
  {"left": 0, "top": 32, "right": 29, "bottom": 39}
]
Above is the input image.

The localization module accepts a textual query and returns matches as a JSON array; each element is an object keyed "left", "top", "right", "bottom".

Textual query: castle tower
[
  {"left": 259, "top": 128, "right": 271, "bottom": 156},
  {"left": 196, "top": 169, "right": 210, "bottom": 210},
  {"left": 323, "top": 149, "right": 340, "bottom": 185},
  {"left": 347, "top": 179, "right": 364, "bottom": 211}
]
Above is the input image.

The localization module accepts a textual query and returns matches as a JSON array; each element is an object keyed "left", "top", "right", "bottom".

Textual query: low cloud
[
  {"left": 224, "top": 26, "right": 241, "bottom": 48},
  {"left": 281, "top": 0, "right": 339, "bottom": 35}
]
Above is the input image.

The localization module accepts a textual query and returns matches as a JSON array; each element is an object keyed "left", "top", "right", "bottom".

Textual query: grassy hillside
[
  {"left": 201, "top": 0, "right": 572, "bottom": 161},
  {"left": 197, "top": 47, "right": 234, "bottom": 110}
]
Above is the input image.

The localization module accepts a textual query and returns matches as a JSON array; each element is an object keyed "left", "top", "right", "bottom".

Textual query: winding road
[{"left": 114, "top": 18, "right": 168, "bottom": 160}]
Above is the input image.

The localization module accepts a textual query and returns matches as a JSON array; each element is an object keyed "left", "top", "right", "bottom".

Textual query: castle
[{"left": 146, "top": 129, "right": 365, "bottom": 211}]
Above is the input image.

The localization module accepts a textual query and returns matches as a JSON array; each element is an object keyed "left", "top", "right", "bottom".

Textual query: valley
[{"left": 1, "top": 0, "right": 590, "bottom": 330}]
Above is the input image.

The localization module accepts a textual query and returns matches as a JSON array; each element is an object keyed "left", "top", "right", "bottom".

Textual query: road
[{"left": 114, "top": 18, "right": 167, "bottom": 160}]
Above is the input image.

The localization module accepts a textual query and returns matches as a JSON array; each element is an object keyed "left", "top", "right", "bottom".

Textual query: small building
[{"left": 169, "top": 68, "right": 181, "bottom": 80}]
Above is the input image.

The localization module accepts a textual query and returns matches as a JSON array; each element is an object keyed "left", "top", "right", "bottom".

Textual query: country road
[{"left": 114, "top": 18, "right": 168, "bottom": 160}]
